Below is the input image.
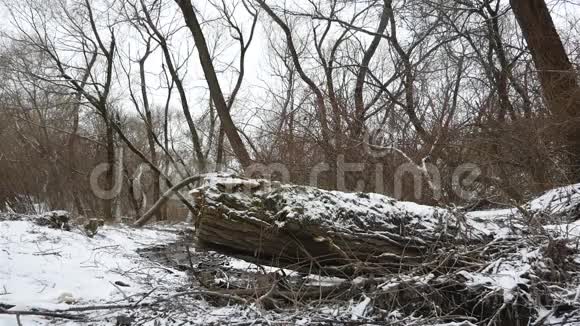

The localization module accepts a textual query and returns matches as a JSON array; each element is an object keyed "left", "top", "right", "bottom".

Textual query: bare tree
[
  {"left": 137, "top": 0, "right": 207, "bottom": 171},
  {"left": 511, "top": 0, "right": 580, "bottom": 180},
  {"left": 4, "top": 0, "right": 121, "bottom": 219},
  {"left": 174, "top": 0, "right": 253, "bottom": 168}
]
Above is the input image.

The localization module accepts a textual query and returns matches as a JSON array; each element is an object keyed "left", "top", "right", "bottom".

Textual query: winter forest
[{"left": 1, "top": 0, "right": 580, "bottom": 325}]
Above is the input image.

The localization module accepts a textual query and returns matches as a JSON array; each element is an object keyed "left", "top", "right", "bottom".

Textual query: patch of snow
[
  {"left": 350, "top": 294, "right": 371, "bottom": 320},
  {"left": 458, "top": 248, "right": 533, "bottom": 304},
  {"left": 545, "top": 220, "right": 580, "bottom": 238},
  {"left": 528, "top": 184, "right": 580, "bottom": 215},
  {"left": 378, "top": 273, "right": 435, "bottom": 291},
  {"left": 0, "top": 221, "right": 185, "bottom": 325}
]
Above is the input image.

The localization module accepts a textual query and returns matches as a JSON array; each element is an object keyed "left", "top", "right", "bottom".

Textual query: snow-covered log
[{"left": 190, "top": 175, "right": 488, "bottom": 276}]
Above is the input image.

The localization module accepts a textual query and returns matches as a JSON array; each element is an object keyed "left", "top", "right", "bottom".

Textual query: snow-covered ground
[
  {"left": 0, "top": 218, "right": 368, "bottom": 325},
  {"left": 1, "top": 182, "right": 580, "bottom": 325},
  {"left": 0, "top": 220, "right": 190, "bottom": 325}
]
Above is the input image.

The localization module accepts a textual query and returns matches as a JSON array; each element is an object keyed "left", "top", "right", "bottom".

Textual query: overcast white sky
[{"left": 0, "top": 0, "right": 579, "bottom": 130}]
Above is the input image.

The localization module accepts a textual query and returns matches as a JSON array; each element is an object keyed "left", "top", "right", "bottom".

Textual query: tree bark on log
[{"left": 191, "top": 176, "right": 485, "bottom": 277}]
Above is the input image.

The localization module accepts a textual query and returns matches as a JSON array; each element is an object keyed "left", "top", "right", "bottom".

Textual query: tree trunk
[
  {"left": 103, "top": 117, "right": 115, "bottom": 221},
  {"left": 67, "top": 103, "right": 85, "bottom": 217},
  {"left": 174, "top": 0, "right": 252, "bottom": 169},
  {"left": 189, "top": 176, "right": 482, "bottom": 276},
  {"left": 215, "top": 127, "right": 226, "bottom": 171},
  {"left": 139, "top": 43, "right": 162, "bottom": 221},
  {"left": 140, "top": 0, "right": 207, "bottom": 172},
  {"left": 352, "top": 0, "right": 389, "bottom": 139},
  {"left": 510, "top": 0, "right": 580, "bottom": 179}
]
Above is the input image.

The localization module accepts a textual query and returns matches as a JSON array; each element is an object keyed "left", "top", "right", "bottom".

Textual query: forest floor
[
  {"left": 0, "top": 216, "right": 383, "bottom": 325},
  {"left": 1, "top": 184, "right": 580, "bottom": 325}
]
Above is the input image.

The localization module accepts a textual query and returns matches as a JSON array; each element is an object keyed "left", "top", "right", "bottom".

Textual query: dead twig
[
  {"left": 109, "top": 281, "right": 130, "bottom": 301},
  {"left": 0, "top": 289, "right": 248, "bottom": 322},
  {"left": 0, "top": 308, "right": 86, "bottom": 321}
]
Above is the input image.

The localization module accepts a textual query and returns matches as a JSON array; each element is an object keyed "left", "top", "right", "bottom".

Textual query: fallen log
[{"left": 190, "top": 175, "right": 488, "bottom": 276}]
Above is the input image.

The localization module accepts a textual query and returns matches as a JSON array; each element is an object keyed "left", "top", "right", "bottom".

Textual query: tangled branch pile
[{"left": 188, "top": 175, "right": 580, "bottom": 325}]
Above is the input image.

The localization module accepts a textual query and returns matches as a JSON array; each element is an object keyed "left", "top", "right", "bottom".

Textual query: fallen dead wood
[
  {"left": 0, "top": 308, "right": 86, "bottom": 321},
  {"left": 135, "top": 175, "right": 204, "bottom": 226},
  {"left": 0, "top": 290, "right": 249, "bottom": 322},
  {"left": 190, "top": 175, "right": 488, "bottom": 276}
]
